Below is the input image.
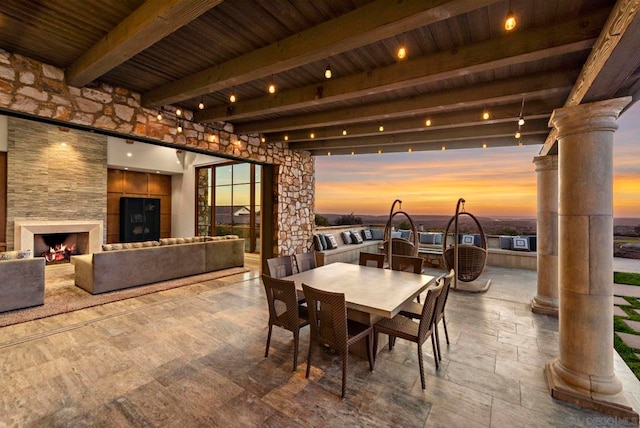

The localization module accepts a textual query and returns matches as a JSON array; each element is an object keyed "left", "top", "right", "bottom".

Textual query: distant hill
[{"left": 317, "top": 213, "right": 640, "bottom": 237}]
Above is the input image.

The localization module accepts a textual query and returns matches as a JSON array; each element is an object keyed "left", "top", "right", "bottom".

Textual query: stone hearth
[{"left": 14, "top": 220, "right": 103, "bottom": 254}]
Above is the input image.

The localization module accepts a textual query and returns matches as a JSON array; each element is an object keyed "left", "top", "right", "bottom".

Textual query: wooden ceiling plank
[
  {"left": 142, "top": 0, "right": 501, "bottom": 107},
  {"left": 66, "top": 0, "right": 223, "bottom": 87},
  {"left": 236, "top": 70, "right": 578, "bottom": 134},
  {"left": 308, "top": 135, "right": 546, "bottom": 156},
  {"left": 196, "top": 9, "right": 606, "bottom": 123},
  {"left": 540, "top": 0, "right": 640, "bottom": 155},
  {"left": 277, "top": 98, "right": 561, "bottom": 142},
  {"left": 289, "top": 119, "right": 550, "bottom": 150}
]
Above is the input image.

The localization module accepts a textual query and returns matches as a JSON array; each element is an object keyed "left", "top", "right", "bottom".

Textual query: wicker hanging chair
[
  {"left": 442, "top": 199, "right": 487, "bottom": 283},
  {"left": 383, "top": 200, "right": 418, "bottom": 265}
]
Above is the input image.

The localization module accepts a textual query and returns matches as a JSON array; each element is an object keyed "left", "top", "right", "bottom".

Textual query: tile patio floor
[{"left": 1, "top": 258, "right": 640, "bottom": 427}]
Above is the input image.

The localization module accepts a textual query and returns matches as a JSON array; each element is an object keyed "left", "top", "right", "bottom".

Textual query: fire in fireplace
[{"left": 34, "top": 233, "right": 84, "bottom": 264}]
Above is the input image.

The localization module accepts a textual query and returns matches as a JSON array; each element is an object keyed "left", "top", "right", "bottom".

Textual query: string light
[{"left": 324, "top": 64, "right": 332, "bottom": 79}]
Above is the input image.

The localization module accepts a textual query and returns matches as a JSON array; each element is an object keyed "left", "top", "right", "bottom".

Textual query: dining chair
[
  {"left": 302, "top": 283, "right": 374, "bottom": 398},
  {"left": 293, "top": 252, "right": 317, "bottom": 273},
  {"left": 266, "top": 255, "right": 294, "bottom": 278},
  {"left": 358, "top": 252, "right": 385, "bottom": 268},
  {"left": 373, "top": 278, "right": 444, "bottom": 389},
  {"left": 261, "top": 274, "right": 310, "bottom": 371},
  {"left": 391, "top": 255, "right": 424, "bottom": 302},
  {"left": 399, "top": 270, "right": 454, "bottom": 362}
]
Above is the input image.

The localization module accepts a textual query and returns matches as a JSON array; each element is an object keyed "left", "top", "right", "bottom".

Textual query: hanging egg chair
[
  {"left": 442, "top": 198, "right": 488, "bottom": 283},
  {"left": 383, "top": 200, "right": 418, "bottom": 265}
]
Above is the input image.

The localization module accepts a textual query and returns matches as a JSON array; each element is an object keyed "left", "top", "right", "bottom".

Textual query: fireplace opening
[{"left": 34, "top": 233, "right": 89, "bottom": 264}]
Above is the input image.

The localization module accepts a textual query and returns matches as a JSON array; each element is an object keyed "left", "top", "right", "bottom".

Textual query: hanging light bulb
[
  {"left": 378, "top": 124, "right": 384, "bottom": 132},
  {"left": 518, "top": 140, "right": 524, "bottom": 147},
  {"left": 327, "top": 151, "right": 331, "bottom": 156},
  {"left": 177, "top": 120, "right": 183, "bottom": 133},
  {"left": 515, "top": 129, "right": 521, "bottom": 139},
  {"left": 342, "top": 129, "right": 347, "bottom": 136},
  {"left": 261, "top": 136, "right": 266, "bottom": 143},
  {"left": 397, "top": 45, "right": 407, "bottom": 60},
  {"left": 156, "top": 110, "right": 163, "bottom": 121},
  {"left": 441, "top": 146, "right": 446, "bottom": 151},
  {"left": 425, "top": 118, "right": 432, "bottom": 127},
  {"left": 518, "top": 97, "right": 525, "bottom": 125},
  {"left": 268, "top": 77, "right": 277, "bottom": 94},
  {"left": 408, "top": 148, "right": 412, "bottom": 153},
  {"left": 482, "top": 109, "right": 490, "bottom": 120},
  {"left": 377, "top": 149, "right": 382, "bottom": 154},
  {"left": 229, "top": 88, "right": 237, "bottom": 103},
  {"left": 505, "top": 9, "right": 516, "bottom": 31},
  {"left": 350, "top": 151, "right": 354, "bottom": 155},
  {"left": 310, "top": 132, "right": 315, "bottom": 139},
  {"left": 198, "top": 98, "right": 205, "bottom": 110},
  {"left": 176, "top": 108, "right": 182, "bottom": 116},
  {"left": 284, "top": 135, "right": 289, "bottom": 141},
  {"left": 324, "top": 64, "right": 332, "bottom": 79},
  {"left": 482, "top": 143, "right": 487, "bottom": 149}
]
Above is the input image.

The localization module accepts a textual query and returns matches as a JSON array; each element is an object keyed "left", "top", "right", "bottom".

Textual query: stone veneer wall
[
  {"left": 6, "top": 117, "right": 107, "bottom": 250},
  {"left": 0, "top": 49, "right": 314, "bottom": 255}
]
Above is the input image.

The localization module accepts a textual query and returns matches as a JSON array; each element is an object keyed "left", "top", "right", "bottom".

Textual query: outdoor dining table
[{"left": 283, "top": 261, "right": 436, "bottom": 357}]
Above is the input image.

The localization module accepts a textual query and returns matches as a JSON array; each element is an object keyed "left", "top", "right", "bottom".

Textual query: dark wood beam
[
  {"left": 66, "top": 0, "right": 222, "bottom": 87},
  {"left": 236, "top": 70, "right": 578, "bottom": 134},
  {"left": 142, "top": 0, "right": 500, "bottom": 107},
  {"left": 276, "top": 98, "right": 563, "bottom": 143},
  {"left": 540, "top": 0, "right": 640, "bottom": 155},
  {"left": 290, "top": 119, "right": 549, "bottom": 151},
  {"left": 307, "top": 134, "right": 546, "bottom": 156},
  {"left": 196, "top": 9, "right": 607, "bottom": 123}
]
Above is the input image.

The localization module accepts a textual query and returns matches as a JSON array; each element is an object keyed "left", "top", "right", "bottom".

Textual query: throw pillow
[
  {"left": 341, "top": 231, "right": 352, "bottom": 245},
  {"left": 362, "top": 229, "right": 373, "bottom": 241},
  {"left": 499, "top": 236, "right": 513, "bottom": 250},
  {"left": 390, "top": 231, "right": 402, "bottom": 239},
  {"left": 419, "top": 232, "right": 434, "bottom": 245},
  {"left": 512, "top": 236, "right": 530, "bottom": 251},
  {"left": 350, "top": 231, "right": 363, "bottom": 244},
  {"left": 324, "top": 234, "right": 338, "bottom": 249},
  {"left": 370, "top": 229, "right": 383, "bottom": 240},
  {"left": 313, "top": 235, "right": 324, "bottom": 251},
  {"left": 319, "top": 233, "right": 328, "bottom": 250},
  {"left": 460, "top": 234, "right": 475, "bottom": 245},
  {"left": 398, "top": 229, "right": 412, "bottom": 240}
]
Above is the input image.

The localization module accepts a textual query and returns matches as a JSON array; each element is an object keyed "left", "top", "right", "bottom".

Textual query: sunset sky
[{"left": 315, "top": 102, "right": 640, "bottom": 218}]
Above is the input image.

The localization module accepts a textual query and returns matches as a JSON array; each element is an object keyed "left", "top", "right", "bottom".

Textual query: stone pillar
[
  {"left": 531, "top": 155, "right": 558, "bottom": 316},
  {"left": 545, "top": 97, "right": 637, "bottom": 421}
]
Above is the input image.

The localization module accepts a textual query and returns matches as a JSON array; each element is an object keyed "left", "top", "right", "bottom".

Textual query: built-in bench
[{"left": 313, "top": 225, "right": 383, "bottom": 266}]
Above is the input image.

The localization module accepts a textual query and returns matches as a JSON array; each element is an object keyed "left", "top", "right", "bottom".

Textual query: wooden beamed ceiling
[{"left": 1, "top": 0, "right": 637, "bottom": 156}]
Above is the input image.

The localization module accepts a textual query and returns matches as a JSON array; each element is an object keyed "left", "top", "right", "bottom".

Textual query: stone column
[
  {"left": 531, "top": 155, "right": 558, "bottom": 316},
  {"left": 545, "top": 97, "right": 637, "bottom": 421}
]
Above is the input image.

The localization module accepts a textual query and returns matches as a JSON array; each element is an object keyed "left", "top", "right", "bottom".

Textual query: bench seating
[{"left": 314, "top": 226, "right": 383, "bottom": 266}]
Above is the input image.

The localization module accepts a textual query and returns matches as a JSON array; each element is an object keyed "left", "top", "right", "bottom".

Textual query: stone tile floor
[{"left": 1, "top": 258, "right": 639, "bottom": 427}]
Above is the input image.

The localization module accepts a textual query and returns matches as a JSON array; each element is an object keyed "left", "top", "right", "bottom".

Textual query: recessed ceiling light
[{"left": 127, "top": 152, "right": 132, "bottom": 157}]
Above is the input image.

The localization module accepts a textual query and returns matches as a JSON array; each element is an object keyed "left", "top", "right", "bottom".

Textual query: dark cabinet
[{"left": 119, "top": 197, "right": 161, "bottom": 242}]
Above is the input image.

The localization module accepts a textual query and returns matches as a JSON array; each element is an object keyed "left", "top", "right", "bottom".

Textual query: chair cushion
[
  {"left": 341, "top": 231, "right": 352, "bottom": 245},
  {"left": 350, "top": 231, "right": 364, "bottom": 244}
]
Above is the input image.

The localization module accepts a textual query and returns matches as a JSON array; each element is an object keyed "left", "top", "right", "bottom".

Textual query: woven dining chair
[
  {"left": 262, "top": 274, "right": 309, "bottom": 371},
  {"left": 293, "top": 252, "right": 317, "bottom": 273},
  {"left": 358, "top": 252, "right": 385, "bottom": 268},
  {"left": 303, "top": 283, "right": 374, "bottom": 398},
  {"left": 399, "top": 270, "right": 454, "bottom": 362},
  {"left": 266, "top": 256, "right": 294, "bottom": 278},
  {"left": 391, "top": 255, "right": 424, "bottom": 302},
  {"left": 373, "top": 278, "right": 444, "bottom": 389}
]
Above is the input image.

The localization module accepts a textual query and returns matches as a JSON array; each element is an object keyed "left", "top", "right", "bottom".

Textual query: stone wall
[
  {"left": 0, "top": 49, "right": 314, "bottom": 256},
  {"left": 6, "top": 117, "right": 107, "bottom": 250}
]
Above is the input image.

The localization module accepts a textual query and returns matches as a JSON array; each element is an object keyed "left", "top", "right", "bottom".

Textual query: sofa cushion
[
  {"left": 370, "top": 229, "right": 383, "bottom": 240},
  {"left": 390, "top": 231, "right": 402, "bottom": 239},
  {"left": 361, "top": 229, "right": 373, "bottom": 241},
  {"left": 398, "top": 229, "right": 412, "bottom": 240},
  {"left": 0, "top": 250, "right": 32, "bottom": 260},
  {"left": 350, "top": 231, "right": 364, "bottom": 244},
  {"left": 499, "top": 236, "right": 513, "bottom": 250},
  {"left": 341, "top": 231, "right": 352, "bottom": 245}
]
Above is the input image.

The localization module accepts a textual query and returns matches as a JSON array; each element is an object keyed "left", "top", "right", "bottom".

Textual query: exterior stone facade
[
  {"left": 0, "top": 49, "right": 314, "bottom": 256},
  {"left": 6, "top": 117, "right": 107, "bottom": 250}
]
